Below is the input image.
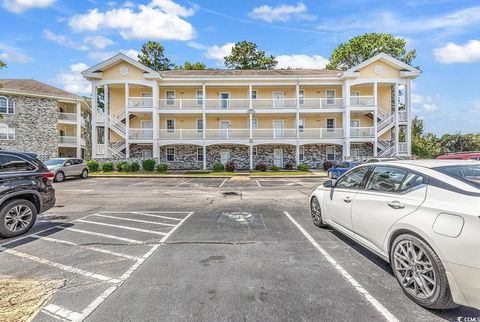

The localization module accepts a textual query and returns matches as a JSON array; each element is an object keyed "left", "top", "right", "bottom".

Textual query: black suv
[{"left": 0, "top": 151, "right": 56, "bottom": 238}]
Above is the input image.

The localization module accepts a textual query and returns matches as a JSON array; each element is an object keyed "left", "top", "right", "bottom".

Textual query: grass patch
[
  {"left": 250, "top": 170, "right": 312, "bottom": 176},
  {"left": 184, "top": 171, "right": 235, "bottom": 176},
  {"left": 90, "top": 171, "right": 169, "bottom": 176}
]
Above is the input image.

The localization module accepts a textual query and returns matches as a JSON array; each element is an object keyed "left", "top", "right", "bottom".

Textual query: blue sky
[{"left": 1, "top": 0, "right": 479, "bottom": 135}]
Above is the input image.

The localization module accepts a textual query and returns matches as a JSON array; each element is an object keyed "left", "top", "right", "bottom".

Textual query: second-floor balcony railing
[
  {"left": 58, "top": 112, "right": 77, "bottom": 122},
  {"left": 128, "top": 97, "right": 153, "bottom": 108},
  {"left": 159, "top": 99, "right": 202, "bottom": 110},
  {"left": 58, "top": 136, "right": 77, "bottom": 144},
  {"left": 398, "top": 110, "right": 408, "bottom": 122},
  {"left": 299, "top": 128, "right": 344, "bottom": 139},
  {"left": 350, "top": 127, "right": 375, "bottom": 138},
  {"left": 300, "top": 98, "right": 344, "bottom": 109},
  {"left": 159, "top": 129, "right": 203, "bottom": 140},
  {"left": 252, "top": 128, "right": 297, "bottom": 139},
  {"left": 350, "top": 96, "right": 375, "bottom": 107},
  {"left": 206, "top": 129, "right": 250, "bottom": 140},
  {"left": 252, "top": 98, "right": 297, "bottom": 109},
  {"left": 398, "top": 142, "right": 408, "bottom": 153},
  {"left": 129, "top": 128, "right": 153, "bottom": 140}
]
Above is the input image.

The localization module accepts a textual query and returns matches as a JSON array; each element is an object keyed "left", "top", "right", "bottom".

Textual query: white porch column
[
  {"left": 91, "top": 82, "right": 97, "bottom": 158},
  {"left": 344, "top": 80, "right": 351, "bottom": 159},
  {"left": 76, "top": 101, "right": 82, "bottom": 158},
  {"left": 373, "top": 81, "right": 378, "bottom": 107},
  {"left": 125, "top": 83, "right": 130, "bottom": 158},
  {"left": 295, "top": 82, "right": 300, "bottom": 165},
  {"left": 249, "top": 144, "right": 253, "bottom": 170},
  {"left": 394, "top": 83, "right": 399, "bottom": 155},
  {"left": 406, "top": 79, "right": 412, "bottom": 156},
  {"left": 249, "top": 84, "right": 253, "bottom": 141},
  {"left": 373, "top": 108, "right": 378, "bottom": 156},
  {"left": 202, "top": 83, "right": 207, "bottom": 170},
  {"left": 103, "top": 84, "right": 109, "bottom": 154},
  {"left": 152, "top": 81, "right": 160, "bottom": 159}
]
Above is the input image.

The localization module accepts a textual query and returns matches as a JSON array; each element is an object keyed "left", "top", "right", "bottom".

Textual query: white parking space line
[
  {"left": 76, "top": 219, "right": 168, "bottom": 236},
  {"left": 255, "top": 179, "right": 262, "bottom": 187},
  {"left": 31, "top": 235, "right": 141, "bottom": 261},
  {"left": 173, "top": 178, "right": 194, "bottom": 187},
  {"left": 219, "top": 179, "right": 227, "bottom": 188},
  {"left": 283, "top": 212, "right": 399, "bottom": 322},
  {"left": 92, "top": 214, "right": 176, "bottom": 227},
  {"left": 43, "top": 303, "right": 82, "bottom": 321},
  {"left": 65, "top": 228, "right": 144, "bottom": 244},
  {"left": 132, "top": 212, "right": 183, "bottom": 221},
  {"left": 160, "top": 211, "right": 194, "bottom": 243},
  {"left": 126, "top": 179, "right": 158, "bottom": 188},
  {"left": 0, "top": 247, "right": 120, "bottom": 284}
]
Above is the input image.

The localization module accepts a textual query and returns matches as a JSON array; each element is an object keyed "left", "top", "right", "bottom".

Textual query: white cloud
[
  {"left": 43, "top": 29, "right": 89, "bottom": 51},
  {"left": 2, "top": 0, "right": 55, "bottom": 13},
  {"left": 472, "top": 101, "right": 480, "bottom": 110},
  {"left": 433, "top": 40, "right": 480, "bottom": 64},
  {"left": 276, "top": 54, "right": 328, "bottom": 69},
  {"left": 412, "top": 94, "right": 438, "bottom": 112},
  {"left": 83, "top": 35, "right": 114, "bottom": 50},
  {"left": 249, "top": 2, "right": 315, "bottom": 23},
  {"left": 55, "top": 63, "right": 91, "bottom": 95},
  {"left": 88, "top": 49, "right": 139, "bottom": 62},
  {"left": 69, "top": 0, "right": 196, "bottom": 41},
  {"left": 0, "top": 42, "right": 32, "bottom": 63},
  {"left": 204, "top": 42, "right": 234, "bottom": 63}
]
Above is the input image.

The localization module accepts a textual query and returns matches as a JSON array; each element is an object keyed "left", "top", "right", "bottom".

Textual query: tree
[
  {"left": 177, "top": 61, "right": 206, "bottom": 70},
  {"left": 137, "top": 41, "right": 175, "bottom": 71},
  {"left": 0, "top": 60, "right": 5, "bottom": 69},
  {"left": 411, "top": 116, "right": 440, "bottom": 159},
  {"left": 224, "top": 41, "right": 277, "bottom": 70},
  {"left": 326, "top": 33, "right": 417, "bottom": 70}
]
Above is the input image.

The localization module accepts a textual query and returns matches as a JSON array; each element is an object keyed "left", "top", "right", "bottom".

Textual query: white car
[{"left": 310, "top": 160, "right": 480, "bottom": 310}]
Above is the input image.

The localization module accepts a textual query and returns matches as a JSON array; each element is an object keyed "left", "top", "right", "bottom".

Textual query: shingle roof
[
  {"left": 0, "top": 79, "right": 81, "bottom": 100},
  {"left": 159, "top": 69, "right": 341, "bottom": 78}
]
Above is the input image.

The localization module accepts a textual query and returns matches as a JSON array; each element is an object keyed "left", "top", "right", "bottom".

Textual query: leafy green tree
[
  {"left": 326, "top": 33, "right": 417, "bottom": 70},
  {"left": 138, "top": 41, "right": 175, "bottom": 71},
  {"left": 224, "top": 41, "right": 277, "bottom": 70},
  {"left": 438, "top": 133, "right": 480, "bottom": 154},
  {"left": 177, "top": 61, "right": 206, "bottom": 70},
  {"left": 411, "top": 116, "right": 440, "bottom": 159},
  {"left": 0, "top": 60, "right": 5, "bottom": 69}
]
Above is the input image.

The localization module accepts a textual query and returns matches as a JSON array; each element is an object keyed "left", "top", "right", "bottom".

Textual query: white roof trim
[
  {"left": 81, "top": 53, "right": 161, "bottom": 79},
  {"left": 346, "top": 53, "right": 420, "bottom": 73}
]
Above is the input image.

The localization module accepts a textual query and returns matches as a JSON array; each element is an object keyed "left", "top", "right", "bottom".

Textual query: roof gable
[
  {"left": 347, "top": 53, "right": 420, "bottom": 73},
  {"left": 0, "top": 79, "right": 81, "bottom": 100},
  {"left": 81, "top": 53, "right": 160, "bottom": 79}
]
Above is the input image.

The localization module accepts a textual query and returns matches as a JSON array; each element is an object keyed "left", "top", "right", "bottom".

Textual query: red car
[{"left": 437, "top": 152, "right": 480, "bottom": 161}]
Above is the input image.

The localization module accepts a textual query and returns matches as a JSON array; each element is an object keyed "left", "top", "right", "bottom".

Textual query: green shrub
[
  {"left": 142, "top": 159, "right": 156, "bottom": 171},
  {"left": 323, "top": 160, "right": 335, "bottom": 171},
  {"left": 255, "top": 163, "right": 267, "bottom": 172},
  {"left": 270, "top": 165, "right": 280, "bottom": 172},
  {"left": 121, "top": 163, "right": 132, "bottom": 172},
  {"left": 297, "top": 163, "right": 309, "bottom": 172},
  {"left": 225, "top": 161, "right": 235, "bottom": 172},
  {"left": 284, "top": 163, "right": 293, "bottom": 170},
  {"left": 102, "top": 162, "right": 114, "bottom": 172},
  {"left": 156, "top": 163, "right": 168, "bottom": 173},
  {"left": 86, "top": 160, "right": 99, "bottom": 172},
  {"left": 213, "top": 163, "right": 225, "bottom": 172},
  {"left": 131, "top": 161, "right": 140, "bottom": 172},
  {"left": 115, "top": 161, "right": 127, "bottom": 172}
]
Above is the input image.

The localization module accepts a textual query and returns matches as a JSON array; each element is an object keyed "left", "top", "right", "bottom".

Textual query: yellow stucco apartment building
[{"left": 81, "top": 52, "right": 420, "bottom": 170}]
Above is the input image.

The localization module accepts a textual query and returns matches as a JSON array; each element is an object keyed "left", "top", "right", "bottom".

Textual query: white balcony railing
[
  {"left": 252, "top": 99, "right": 297, "bottom": 109},
  {"left": 350, "top": 127, "right": 375, "bottom": 138},
  {"left": 299, "top": 128, "right": 344, "bottom": 139},
  {"left": 159, "top": 99, "right": 202, "bottom": 110},
  {"left": 398, "top": 142, "right": 408, "bottom": 153},
  {"left": 129, "top": 128, "right": 153, "bottom": 140},
  {"left": 96, "top": 112, "right": 106, "bottom": 123},
  {"left": 159, "top": 129, "right": 203, "bottom": 140},
  {"left": 300, "top": 98, "right": 344, "bottom": 109},
  {"left": 398, "top": 110, "right": 408, "bottom": 122},
  {"left": 252, "top": 128, "right": 297, "bottom": 139},
  {"left": 58, "top": 112, "right": 77, "bottom": 122},
  {"left": 80, "top": 138, "right": 86, "bottom": 146},
  {"left": 350, "top": 96, "right": 375, "bottom": 107},
  {"left": 58, "top": 136, "right": 77, "bottom": 144},
  {"left": 96, "top": 144, "right": 106, "bottom": 155},
  {"left": 80, "top": 117, "right": 86, "bottom": 127},
  {"left": 128, "top": 97, "right": 153, "bottom": 108},
  {"left": 205, "top": 129, "right": 250, "bottom": 140},
  {"left": 205, "top": 99, "right": 250, "bottom": 110}
]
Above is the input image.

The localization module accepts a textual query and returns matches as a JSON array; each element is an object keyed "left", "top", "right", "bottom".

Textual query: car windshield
[
  {"left": 44, "top": 159, "right": 65, "bottom": 166},
  {"left": 433, "top": 164, "right": 480, "bottom": 188},
  {"left": 336, "top": 162, "right": 350, "bottom": 168}
]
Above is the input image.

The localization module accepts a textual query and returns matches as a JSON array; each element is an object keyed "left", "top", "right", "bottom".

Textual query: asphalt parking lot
[{"left": 1, "top": 177, "right": 479, "bottom": 322}]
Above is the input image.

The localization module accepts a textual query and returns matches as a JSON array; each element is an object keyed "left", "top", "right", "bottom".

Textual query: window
[
  {"left": 197, "top": 119, "right": 203, "bottom": 133},
  {"left": 326, "top": 90, "right": 335, "bottom": 105},
  {"left": 0, "top": 124, "right": 15, "bottom": 140},
  {"left": 299, "top": 90, "right": 305, "bottom": 105},
  {"left": 326, "top": 118, "right": 335, "bottom": 132},
  {"left": 433, "top": 164, "right": 480, "bottom": 189},
  {"left": 166, "top": 91, "right": 175, "bottom": 105},
  {"left": 196, "top": 90, "right": 203, "bottom": 106},
  {"left": 366, "top": 166, "right": 408, "bottom": 193},
  {"left": 399, "top": 173, "right": 425, "bottom": 192},
  {"left": 336, "top": 166, "right": 370, "bottom": 190},
  {"left": 0, "top": 155, "right": 35, "bottom": 172},
  {"left": 297, "top": 118, "right": 305, "bottom": 133},
  {"left": 299, "top": 146, "right": 304, "bottom": 162},
  {"left": 351, "top": 147, "right": 360, "bottom": 157},
  {"left": 248, "top": 118, "right": 258, "bottom": 128},
  {"left": 252, "top": 147, "right": 257, "bottom": 156},
  {"left": 326, "top": 146, "right": 335, "bottom": 161},
  {"left": 251, "top": 90, "right": 257, "bottom": 100},
  {"left": 0, "top": 97, "right": 14, "bottom": 114},
  {"left": 166, "top": 147, "right": 175, "bottom": 162},
  {"left": 351, "top": 119, "right": 360, "bottom": 128},
  {"left": 351, "top": 91, "right": 360, "bottom": 105},
  {"left": 197, "top": 147, "right": 204, "bottom": 162},
  {"left": 166, "top": 119, "right": 175, "bottom": 133}
]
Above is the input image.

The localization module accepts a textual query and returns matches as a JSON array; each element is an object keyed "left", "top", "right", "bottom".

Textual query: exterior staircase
[{"left": 375, "top": 108, "right": 397, "bottom": 157}]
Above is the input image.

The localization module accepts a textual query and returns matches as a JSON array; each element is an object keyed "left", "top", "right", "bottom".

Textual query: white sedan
[{"left": 310, "top": 160, "right": 480, "bottom": 310}]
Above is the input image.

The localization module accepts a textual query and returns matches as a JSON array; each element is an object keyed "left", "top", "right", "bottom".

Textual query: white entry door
[
  {"left": 273, "top": 92, "right": 284, "bottom": 108},
  {"left": 141, "top": 121, "right": 153, "bottom": 139},
  {"left": 273, "top": 120, "right": 284, "bottom": 139},
  {"left": 220, "top": 149, "right": 230, "bottom": 165},
  {"left": 274, "top": 149, "right": 283, "bottom": 167},
  {"left": 220, "top": 120, "right": 230, "bottom": 139},
  {"left": 219, "top": 93, "right": 229, "bottom": 109},
  {"left": 141, "top": 92, "right": 152, "bottom": 107}
]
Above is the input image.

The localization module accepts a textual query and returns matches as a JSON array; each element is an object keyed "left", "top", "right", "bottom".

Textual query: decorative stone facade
[
  {"left": 207, "top": 144, "right": 249, "bottom": 170},
  {"left": 253, "top": 144, "right": 296, "bottom": 168},
  {"left": 130, "top": 144, "right": 153, "bottom": 159},
  {"left": 83, "top": 114, "right": 92, "bottom": 160},
  {"left": 351, "top": 143, "right": 374, "bottom": 158},
  {"left": 160, "top": 144, "right": 203, "bottom": 170},
  {"left": 301, "top": 144, "right": 343, "bottom": 168},
  {"left": 0, "top": 95, "right": 58, "bottom": 159}
]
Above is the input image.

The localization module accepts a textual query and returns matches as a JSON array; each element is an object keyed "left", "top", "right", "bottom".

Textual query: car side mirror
[{"left": 323, "top": 180, "right": 333, "bottom": 188}]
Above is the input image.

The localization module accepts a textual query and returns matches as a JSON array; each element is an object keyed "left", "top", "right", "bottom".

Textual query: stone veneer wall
[
  {"left": 352, "top": 143, "right": 374, "bottom": 157},
  {"left": 253, "top": 144, "right": 296, "bottom": 168},
  {"left": 207, "top": 144, "right": 249, "bottom": 170},
  {"left": 83, "top": 112, "right": 92, "bottom": 160},
  {"left": 160, "top": 144, "right": 203, "bottom": 170},
  {"left": 0, "top": 94, "right": 58, "bottom": 158},
  {"left": 302, "top": 144, "right": 343, "bottom": 168}
]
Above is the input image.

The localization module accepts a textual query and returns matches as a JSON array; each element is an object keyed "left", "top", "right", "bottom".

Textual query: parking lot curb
[{"left": 90, "top": 174, "right": 326, "bottom": 179}]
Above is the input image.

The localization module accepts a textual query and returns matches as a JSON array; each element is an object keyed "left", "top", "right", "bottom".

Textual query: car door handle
[
  {"left": 388, "top": 201, "right": 405, "bottom": 209},
  {"left": 343, "top": 197, "right": 352, "bottom": 203}
]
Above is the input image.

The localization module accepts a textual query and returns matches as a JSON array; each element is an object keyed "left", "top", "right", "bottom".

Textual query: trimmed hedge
[
  {"left": 156, "top": 163, "right": 168, "bottom": 173},
  {"left": 213, "top": 163, "right": 225, "bottom": 172},
  {"left": 255, "top": 163, "right": 267, "bottom": 172},
  {"left": 225, "top": 161, "right": 235, "bottom": 172},
  {"left": 323, "top": 160, "right": 335, "bottom": 171},
  {"left": 142, "top": 159, "right": 156, "bottom": 171},
  {"left": 131, "top": 161, "right": 140, "bottom": 172},
  {"left": 297, "top": 163, "right": 309, "bottom": 171},
  {"left": 115, "top": 161, "right": 127, "bottom": 172},
  {"left": 101, "top": 162, "right": 114, "bottom": 172},
  {"left": 86, "top": 160, "right": 99, "bottom": 172},
  {"left": 270, "top": 165, "right": 280, "bottom": 172},
  {"left": 284, "top": 163, "right": 293, "bottom": 170}
]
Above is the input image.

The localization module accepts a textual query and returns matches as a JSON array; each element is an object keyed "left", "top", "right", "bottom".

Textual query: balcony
[
  {"left": 128, "top": 97, "right": 153, "bottom": 109},
  {"left": 58, "top": 112, "right": 77, "bottom": 122},
  {"left": 159, "top": 129, "right": 203, "bottom": 140},
  {"left": 128, "top": 128, "right": 153, "bottom": 140},
  {"left": 205, "top": 99, "right": 250, "bottom": 110},
  {"left": 398, "top": 110, "right": 408, "bottom": 122},
  {"left": 300, "top": 98, "right": 344, "bottom": 109},
  {"left": 398, "top": 142, "right": 408, "bottom": 154},
  {"left": 252, "top": 98, "right": 297, "bottom": 109},
  {"left": 350, "top": 127, "right": 375, "bottom": 138},
  {"left": 252, "top": 128, "right": 297, "bottom": 140},
  {"left": 58, "top": 136, "right": 77, "bottom": 146},
  {"left": 299, "top": 128, "right": 344, "bottom": 139},
  {"left": 159, "top": 99, "right": 202, "bottom": 110},
  {"left": 350, "top": 96, "right": 375, "bottom": 107}
]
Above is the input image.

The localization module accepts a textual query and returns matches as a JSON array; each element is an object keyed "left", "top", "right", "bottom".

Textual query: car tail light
[{"left": 42, "top": 172, "right": 55, "bottom": 180}]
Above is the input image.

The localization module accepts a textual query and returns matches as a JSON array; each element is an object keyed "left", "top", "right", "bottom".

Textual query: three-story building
[{"left": 82, "top": 53, "right": 420, "bottom": 169}]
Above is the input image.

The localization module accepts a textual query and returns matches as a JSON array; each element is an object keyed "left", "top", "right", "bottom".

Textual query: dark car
[
  {"left": 327, "top": 161, "right": 359, "bottom": 179},
  {"left": 0, "top": 151, "right": 56, "bottom": 238}
]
